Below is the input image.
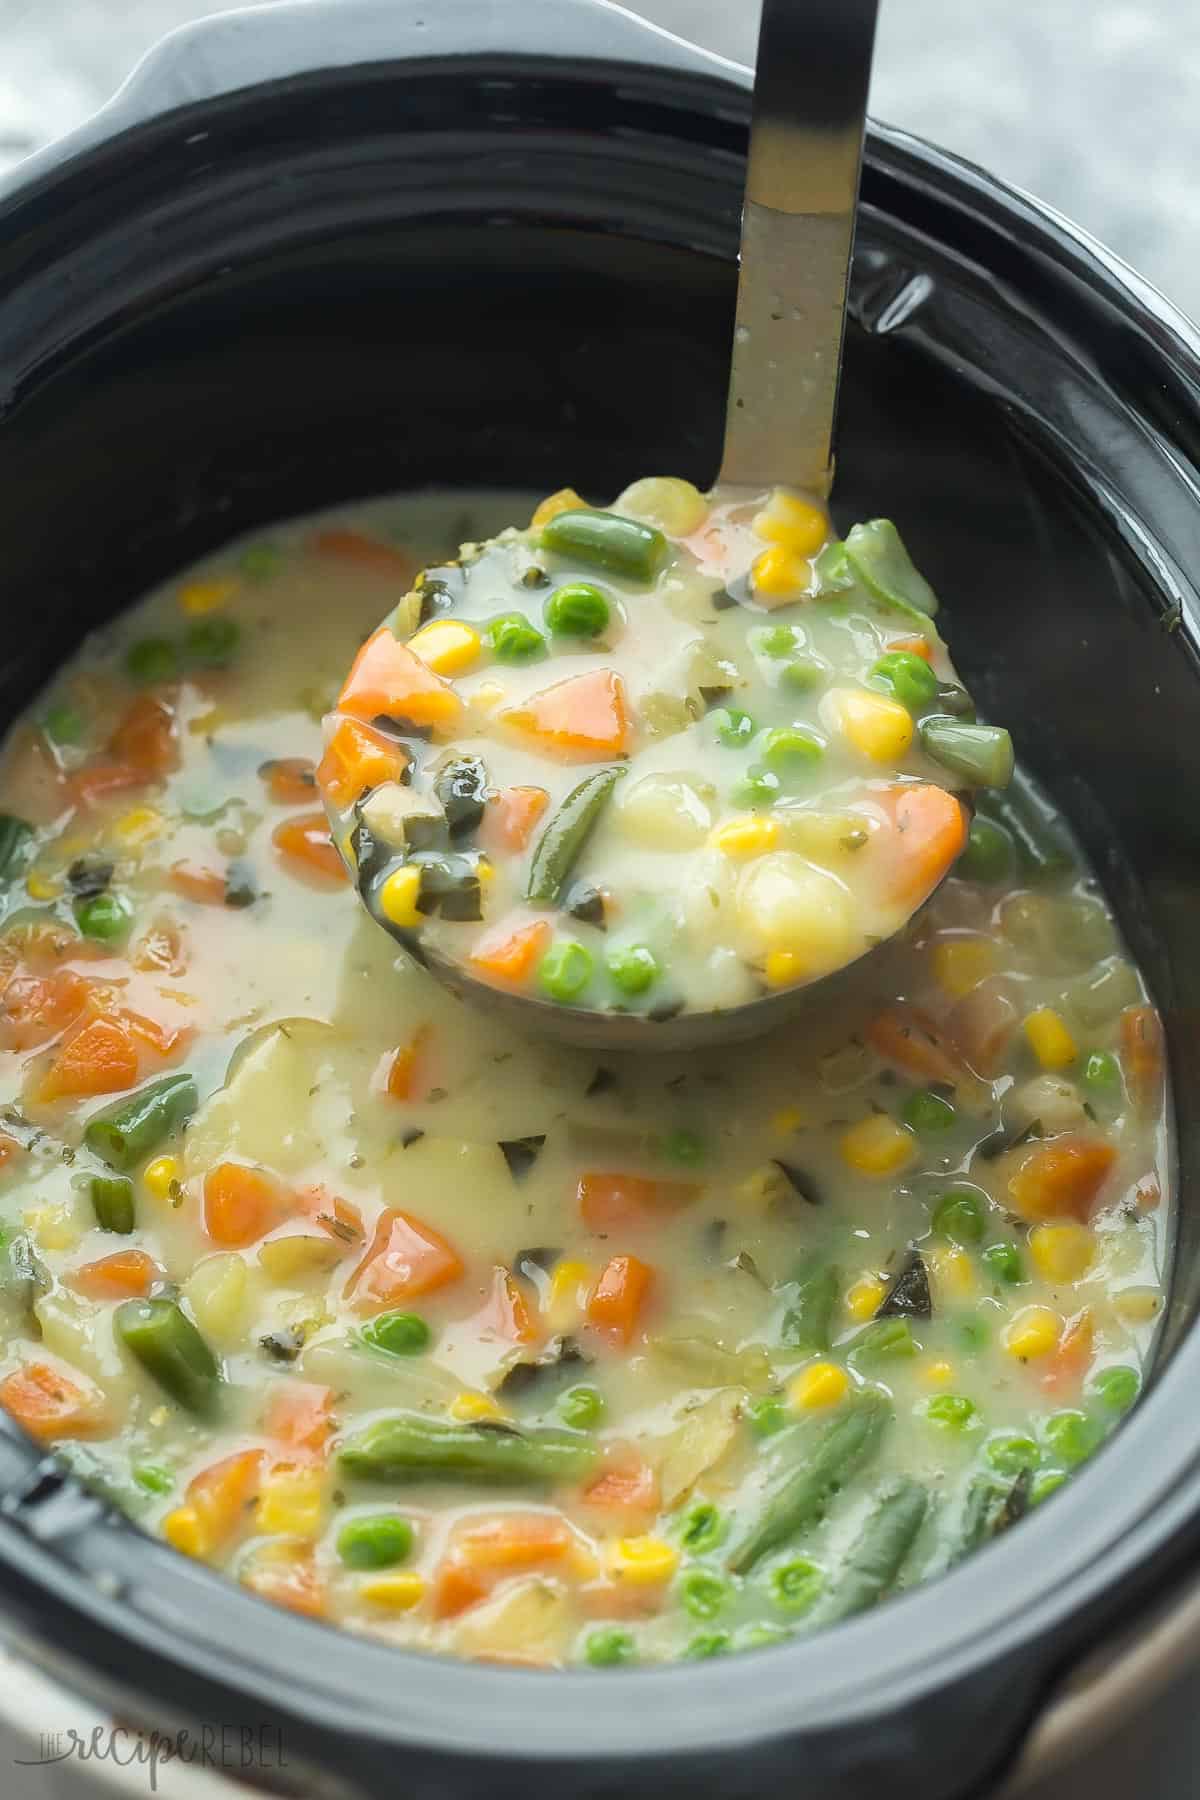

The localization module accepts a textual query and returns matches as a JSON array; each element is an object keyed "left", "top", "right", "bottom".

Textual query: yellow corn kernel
[
  {"left": 1003, "top": 1305, "right": 1062, "bottom": 1361},
  {"left": 143, "top": 1156, "right": 181, "bottom": 1200},
  {"left": 1030, "top": 1222, "right": 1096, "bottom": 1283},
  {"left": 378, "top": 865, "right": 424, "bottom": 930},
  {"left": 407, "top": 618, "right": 481, "bottom": 676},
  {"left": 178, "top": 576, "right": 238, "bottom": 615},
  {"left": 1023, "top": 1007, "right": 1078, "bottom": 1071},
  {"left": 609, "top": 1536, "right": 680, "bottom": 1586},
  {"left": 256, "top": 1467, "right": 324, "bottom": 1538},
  {"left": 25, "top": 867, "right": 63, "bottom": 901},
  {"left": 787, "top": 1361, "right": 850, "bottom": 1411},
  {"left": 932, "top": 937, "right": 996, "bottom": 999},
  {"left": 476, "top": 858, "right": 495, "bottom": 888},
  {"left": 359, "top": 1570, "right": 426, "bottom": 1611},
  {"left": 763, "top": 950, "right": 806, "bottom": 989},
  {"left": 449, "top": 1391, "right": 505, "bottom": 1423},
  {"left": 709, "top": 815, "right": 780, "bottom": 859},
  {"left": 921, "top": 1359, "right": 955, "bottom": 1389},
  {"left": 927, "top": 1244, "right": 977, "bottom": 1302},
  {"left": 751, "top": 543, "right": 810, "bottom": 599},
  {"left": 531, "top": 487, "right": 587, "bottom": 529},
  {"left": 752, "top": 490, "right": 827, "bottom": 556},
  {"left": 545, "top": 1258, "right": 594, "bottom": 1330},
  {"left": 163, "top": 1505, "right": 208, "bottom": 1558},
  {"left": 113, "top": 806, "right": 164, "bottom": 847},
  {"left": 839, "top": 1113, "right": 917, "bottom": 1177},
  {"left": 836, "top": 688, "right": 914, "bottom": 762},
  {"left": 1113, "top": 1286, "right": 1161, "bottom": 1325},
  {"left": 771, "top": 1105, "right": 805, "bottom": 1136},
  {"left": 25, "top": 1205, "right": 81, "bottom": 1252},
  {"left": 845, "top": 1277, "right": 886, "bottom": 1322}
]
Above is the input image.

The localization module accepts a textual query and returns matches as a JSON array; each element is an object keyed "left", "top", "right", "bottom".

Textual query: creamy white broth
[{"left": 0, "top": 488, "right": 1168, "bottom": 1666}]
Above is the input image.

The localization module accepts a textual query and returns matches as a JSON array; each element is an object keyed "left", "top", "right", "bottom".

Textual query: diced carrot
[
  {"left": 578, "top": 1578, "right": 665, "bottom": 1621},
  {"left": 874, "top": 783, "right": 968, "bottom": 908},
  {"left": 316, "top": 718, "right": 409, "bottom": 810},
  {"left": 500, "top": 670, "right": 632, "bottom": 762},
  {"left": 117, "top": 1008, "right": 189, "bottom": 1060},
  {"left": 34, "top": 1013, "right": 139, "bottom": 1103},
  {"left": 946, "top": 979, "right": 1019, "bottom": 1077},
  {"left": 0, "top": 970, "right": 90, "bottom": 1052},
  {"left": 472, "top": 1266, "right": 538, "bottom": 1345},
  {"left": 577, "top": 1173, "right": 701, "bottom": 1233},
  {"left": 71, "top": 1249, "right": 162, "bottom": 1299},
  {"left": 1135, "top": 1171, "right": 1162, "bottom": 1212},
  {"left": 68, "top": 761, "right": 150, "bottom": 809},
  {"left": 1007, "top": 1135, "right": 1118, "bottom": 1223},
  {"left": 344, "top": 1207, "right": 464, "bottom": 1313},
  {"left": 468, "top": 919, "right": 551, "bottom": 986},
  {"left": 1121, "top": 1005, "right": 1164, "bottom": 1119},
  {"left": 271, "top": 812, "right": 348, "bottom": 884},
  {"left": 109, "top": 694, "right": 178, "bottom": 777},
  {"left": 264, "top": 1382, "right": 334, "bottom": 1456},
  {"left": 866, "top": 1005, "right": 964, "bottom": 1086},
  {"left": 0, "top": 1133, "right": 22, "bottom": 1170},
  {"left": 132, "top": 919, "right": 187, "bottom": 976},
  {"left": 888, "top": 635, "right": 933, "bottom": 661},
  {"left": 1042, "top": 1309, "right": 1095, "bottom": 1397},
  {"left": 430, "top": 1557, "right": 490, "bottom": 1621},
  {"left": 242, "top": 1542, "right": 324, "bottom": 1617},
  {"left": 169, "top": 860, "right": 228, "bottom": 906},
  {"left": 580, "top": 1458, "right": 659, "bottom": 1518},
  {"left": 258, "top": 757, "right": 318, "bottom": 805},
  {"left": 0, "top": 1361, "right": 108, "bottom": 1441},
  {"left": 385, "top": 1025, "right": 430, "bottom": 1101},
  {"left": 586, "top": 1255, "right": 653, "bottom": 1345},
  {"left": 337, "top": 628, "right": 464, "bottom": 730},
  {"left": 188, "top": 1449, "right": 266, "bottom": 1549},
  {"left": 432, "top": 1513, "right": 575, "bottom": 1620},
  {"left": 481, "top": 786, "right": 550, "bottom": 854},
  {"left": 203, "top": 1162, "right": 282, "bottom": 1248},
  {"left": 298, "top": 1185, "right": 365, "bottom": 1246},
  {"left": 310, "top": 529, "right": 416, "bottom": 580}
]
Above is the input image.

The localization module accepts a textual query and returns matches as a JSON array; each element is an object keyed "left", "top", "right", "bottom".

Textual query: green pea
[
  {"left": 957, "top": 815, "right": 1015, "bottom": 883},
  {"left": 712, "top": 707, "right": 756, "bottom": 748},
  {"left": 680, "top": 1569, "right": 730, "bottom": 1621},
  {"left": 985, "top": 1432, "right": 1041, "bottom": 1475},
  {"left": 74, "top": 891, "right": 133, "bottom": 943},
  {"left": 737, "top": 1625, "right": 791, "bottom": 1651},
  {"left": 870, "top": 651, "right": 938, "bottom": 710},
  {"left": 132, "top": 1462, "right": 174, "bottom": 1496},
  {"left": 902, "top": 1089, "right": 956, "bottom": 1134},
  {"left": 545, "top": 582, "right": 610, "bottom": 638},
  {"left": 759, "top": 727, "right": 824, "bottom": 771},
  {"left": 585, "top": 1626, "right": 636, "bottom": 1667},
  {"left": 683, "top": 1632, "right": 731, "bottom": 1660},
  {"left": 780, "top": 656, "right": 826, "bottom": 693},
  {"left": 958, "top": 1318, "right": 989, "bottom": 1352},
  {"left": 982, "top": 1241, "right": 1025, "bottom": 1285},
  {"left": 747, "top": 1395, "right": 788, "bottom": 1438},
  {"left": 606, "top": 943, "right": 659, "bottom": 996},
  {"left": 184, "top": 617, "right": 241, "bottom": 669},
  {"left": 559, "top": 1384, "right": 605, "bottom": 1429},
  {"left": 1030, "top": 1470, "right": 1067, "bottom": 1507},
  {"left": 43, "top": 704, "right": 84, "bottom": 747},
  {"left": 125, "top": 638, "right": 179, "bottom": 685},
  {"left": 486, "top": 612, "right": 546, "bottom": 663},
  {"left": 770, "top": 1557, "right": 823, "bottom": 1615},
  {"left": 679, "top": 1502, "right": 727, "bottom": 1554},
  {"left": 755, "top": 625, "right": 805, "bottom": 659},
  {"left": 661, "top": 1129, "right": 705, "bottom": 1166},
  {"left": 538, "top": 940, "right": 593, "bottom": 1003},
  {"left": 1089, "top": 1364, "right": 1140, "bottom": 1414},
  {"left": 1041, "top": 1409, "right": 1101, "bottom": 1468},
  {"left": 932, "top": 1188, "right": 985, "bottom": 1245},
  {"left": 1083, "top": 1050, "right": 1122, "bottom": 1103},
  {"left": 337, "top": 1513, "right": 415, "bottom": 1570},
  {"left": 732, "top": 765, "right": 783, "bottom": 809},
  {"left": 921, "top": 1393, "right": 978, "bottom": 1432},
  {"left": 238, "top": 543, "right": 283, "bottom": 581},
  {"left": 361, "top": 1310, "right": 430, "bottom": 1357}
]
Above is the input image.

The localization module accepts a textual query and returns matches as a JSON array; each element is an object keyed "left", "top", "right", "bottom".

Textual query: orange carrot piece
[
  {"left": 385, "top": 1025, "right": 430, "bottom": 1101},
  {"left": 203, "top": 1162, "right": 282, "bottom": 1248},
  {"left": 866, "top": 1006, "right": 964, "bottom": 1086},
  {"left": 473, "top": 1266, "right": 538, "bottom": 1344},
  {"left": 0, "top": 970, "right": 90, "bottom": 1052},
  {"left": 117, "top": 1008, "right": 189, "bottom": 1060},
  {"left": 242, "top": 1543, "right": 324, "bottom": 1617},
  {"left": 1008, "top": 1135, "right": 1118, "bottom": 1223},
  {"left": 888, "top": 635, "right": 933, "bottom": 661},
  {"left": 271, "top": 812, "right": 349, "bottom": 884},
  {"left": 298, "top": 1185, "right": 365, "bottom": 1246},
  {"left": 430, "top": 1557, "right": 490, "bottom": 1621},
  {"left": 0, "top": 1361, "right": 108, "bottom": 1441},
  {"left": 577, "top": 1173, "right": 701, "bottom": 1233},
  {"left": 168, "top": 860, "right": 228, "bottom": 906},
  {"left": 874, "top": 783, "right": 968, "bottom": 908},
  {"left": 258, "top": 756, "right": 318, "bottom": 805},
  {"left": 310, "top": 528, "right": 415, "bottom": 579},
  {"left": 132, "top": 919, "right": 188, "bottom": 976},
  {"left": 34, "top": 1013, "right": 139, "bottom": 1103},
  {"left": 344, "top": 1207, "right": 464, "bottom": 1313},
  {"left": 264, "top": 1382, "right": 334, "bottom": 1456},
  {"left": 1121, "top": 1005, "right": 1164, "bottom": 1118},
  {"left": 587, "top": 1255, "right": 653, "bottom": 1345},
  {"left": 71, "top": 1249, "right": 161, "bottom": 1299},
  {"left": 500, "top": 669, "right": 632, "bottom": 761},
  {"left": 109, "top": 694, "right": 178, "bottom": 777},
  {"left": 468, "top": 919, "right": 551, "bottom": 985},
  {"left": 580, "top": 1459, "right": 659, "bottom": 1517},
  {"left": 1042, "top": 1309, "right": 1096, "bottom": 1397},
  {"left": 68, "top": 760, "right": 150, "bottom": 809},
  {"left": 946, "top": 979, "right": 1019, "bottom": 1078},
  {"left": 337, "top": 627, "right": 464, "bottom": 730},
  {"left": 432, "top": 1513, "right": 575, "bottom": 1620},
  {"left": 316, "top": 718, "right": 409, "bottom": 810},
  {"left": 188, "top": 1449, "right": 266, "bottom": 1548},
  {"left": 481, "top": 786, "right": 550, "bottom": 855}
]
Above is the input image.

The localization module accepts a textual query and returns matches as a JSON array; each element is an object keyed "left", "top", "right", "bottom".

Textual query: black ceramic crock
[{"left": 1, "top": 2, "right": 1199, "bottom": 1796}]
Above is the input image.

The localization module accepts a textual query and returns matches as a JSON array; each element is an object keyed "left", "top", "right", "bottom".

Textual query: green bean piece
[
  {"left": 0, "top": 1232, "right": 50, "bottom": 1322},
  {"left": 746, "top": 1396, "right": 788, "bottom": 1438},
  {"left": 679, "top": 1502, "right": 727, "bottom": 1554},
  {"left": 951, "top": 1470, "right": 1031, "bottom": 1561},
  {"left": 526, "top": 766, "right": 624, "bottom": 906},
  {"left": 544, "top": 582, "right": 611, "bottom": 638},
  {"left": 932, "top": 1187, "right": 986, "bottom": 1245},
  {"left": 847, "top": 1318, "right": 917, "bottom": 1368},
  {"left": 820, "top": 1478, "right": 929, "bottom": 1624},
  {"left": 769, "top": 1556, "right": 824, "bottom": 1616},
  {"left": 606, "top": 942, "right": 660, "bottom": 996},
  {"left": 0, "top": 814, "right": 34, "bottom": 885},
  {"left": 778, "top": 1257, "right": 840, "bottom": 1354},
  {"left": 115, "top": 1297, "right": 221, "bottom": 1416},
  {"left": 74, "top": 891, "right": 133, "bottom": 942},
  {"left": 919, "top": 717, "right": 1014, "bottom": 789},
  {"left": 975, "top": 784, "right": 1074, "bottom": 881},
  {"left": 184, "top": 617, "right": 240, "bottom": 668},
  {"left": 125, "top": 638, "right": 179, "bottom": 685},
  {"left": 559, "top": 1384, "right": 605, "bottom": 1429},
  {"left": 361, "top": 1310, "right": 430, "bottom": 1357},
  {"left": 486, "top": 612, "right": 546, "bottom": 663},
  {"left": 982, "top": 1241, "right": 1025, "bottom": 1285},
  {"left": 541, "top": 509, "right": 668, "bottom": 582},
  {"left": 538, "top": 941, "right": 594, "bottom": 1003},
  {"left": 956, "top": 815, "right": 1015, "bottom": 884},
  {"left": 712, "top": 707, "right": 756, "bottom": 748},
  {"left": 337, "top": 1412, "right": 599, "bottom": 1485},
  {"left": 812, "top": 540, "right": 856, "bottom": 596},
  {"left": 869, "top": 651, "right": 938, "bottom": 710},
  {"left": 1089, "top": 1365, "right": 1140, "bottom": 1414},
  {"left": 89, "top": 1175, "right": 135, "bottom": 1235},
  {"left": 585, "top": 1627, "right": 636, "bottom": 1667},
  {"left": 844, "top": 520, "right": 939, "bottom": 619},
  {"left": 902, "top": 1089, "right": 956, "bottom": 1134},
  {"left": 680, "top": 1569, "right": 730, "bottom": 1620},
  {"left": 336, "top": 1514, "right": 415, "bottom": 1570},
  {"left": 729, "top": 1392, "right": 891, "bottom": 1574},
  {"left": 83, "top": 1073, "right": 199, "bottom": 1172}
]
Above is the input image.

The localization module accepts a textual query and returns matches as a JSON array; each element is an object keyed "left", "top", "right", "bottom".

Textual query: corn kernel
[
  {"left": 407, "top": 618, "right": 481, "bottom": 676},
  {"left": 1024, "top": 1007, "right": 1078, "bottom": 1071},
  {"left": 531, "top": 487, "right": 587, "bottom": 529},
  {"left": 927, "top": 1244, "right": 977, "bottom": 1302},
  {"left": 113, "top": 807, "right": 164, "bottom": 847},
  {"left": 359, "top": 1570, "right": 426, "bottom": 1611},
  {"left": 256, "top": 1467, "right": 324, "bottom": 1538},
  {"left": 710, "top": 815, "right": 780, "bottom": 859},
  {"left": 143, "top": 1156, "right": 181, "bottom": 1200},
  {"left": 545, "top": 1258, "right": 594, "bottom": 1330},
  {"left": 788, "top": 1361, "right": 850, "bottom": 1411},
  {"left": 751, "top": 543, "right": 810, "bottom": 599},
  {"left": 763, "top": 951, "right": 806, "bottom": 989},
  {"left": 163, "top": 1505, "right": 207, "bottom": 1558},
  {"left": 1114, "top": 1286, "right": 1160, "bottom": 1325},
  {"left": 25, "top": 1205, "right": 81, "bottom": 1251},
  {"left": 1030, "top": 1222, "right": 1096, "bottom": 1283},
  {"left": 25, "top": 868, "right": 63, "bottom": 901},
  {"left": 771, "top": 1105, "right": 805, "bottom": 1135},
  {"left": 609, "top": 1536, "right": 680, "bottom": 1585},
  {"left": 845, "top": 1278, "right": 886, "bottom": 1322},
  {"left": 836, "top": 688, "right": 914, "bottom": 762},
  {"left": 567, "top": 1538, "right": 602, "bottom": 1581},
  {"left": 921, "top": 1359, "right": 955, "bottom": 1389},
  {"left": 378, "top": 865, "right": 424, "bottom": 930},
  {"left": 476, "top": 858, "right": 495, "bottom": 888},
  {"left": 1003, "top": 1305, "right": 1062, "bottom": 1360},
  {"left": 752, "top": 490, "right": 827, "bottom": 556},
  {"left": 178, "top": 576, "right": 238, "bottom": 615},
  {"left": 449, "top": 1391, "right": 505, "bottom": 1423},
  {"left": 932, "top": 937, "right": 996, "bottom": 999},
  {"left": 839, "top": 1113, "right": 917, "bottom": 1177}
]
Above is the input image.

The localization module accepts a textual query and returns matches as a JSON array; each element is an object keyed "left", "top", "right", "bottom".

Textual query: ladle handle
[{"left": 719, "top": 0, "right": 880, "bottom": 498}]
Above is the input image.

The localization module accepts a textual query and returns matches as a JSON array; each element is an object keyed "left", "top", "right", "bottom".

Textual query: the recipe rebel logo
[{"left": 15, "top": 1721, "right": 290, "bottom": 1790}]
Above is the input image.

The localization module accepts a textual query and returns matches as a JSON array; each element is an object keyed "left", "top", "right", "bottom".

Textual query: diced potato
[
  {"left": 615, "top": 772, "right": 716, "bottom": 849},
  {"left": 677, "top": 853, "right": 737, "bottom": 951},
  {"left": 736, "top": 853, "right": 856, "bottom": 973},
  {"left": 358, "top": 781, "right": 445, "bottom": 853},
  {"left": 775, "top": 807, "right": 874, "bottom": 864},
  {"left": 657, "top": 1389, "right": 743, "bottom": 1507},
  {"left": 453, "top": 1577, "right": 572, "bottom": 1665},
  {"left": 258, "top": 1234, "right": 346, "bottom": 1283},
  {"left": 184, "top": 1253, "right": 251, "bottom": 1344},
  {"left": 1010, "top": 1075, "right": 1087, "bottom": 1133},
  {"left": 616, "top": 476, "right": 708, "bottom": 537}
]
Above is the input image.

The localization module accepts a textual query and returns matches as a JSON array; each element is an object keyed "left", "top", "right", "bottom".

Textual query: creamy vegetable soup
[{"left": 0, "top": 487, "right": 1167, "bottom": 1668}]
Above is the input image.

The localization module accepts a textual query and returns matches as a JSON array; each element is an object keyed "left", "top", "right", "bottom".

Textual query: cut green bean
[
  {"left": 844, "top": 520, "right": 939, "bottom": 619},
  {"left": 729, "top": 1392, "right": 891, "bottom": 1574},
  {"left": 820, "top": 1478, "right": 928, "bottom": 1624},
  {"left": 542, "top": 509, "right": 668, "bottom": 582},
  {"left": 83, "top": 1073, "right": 198, "bottom": 1172},
  {"left": 778, "top": 1257, "right": 840, "bottom": 1354},
  {"left": 89, "top": 1175, "right": 135, "bottom": 1235},
  {"left": 337, "top": 1412, "right": 598, "bottom": 1485},
  {"left": 526, "top": 767, "right": 624, "bottom": 905},
  {"left": 0, "top": 814, "right": 34, "bottom": 885},
  {"left": 115, "top": 1297, "right": 221, "bottom": 1416},
  {"left": 975, "top": 783, "right": 1074, "bottom": 881},
  {"left": 919, "top": 717, "right": 1014, "bottom": 788}
]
